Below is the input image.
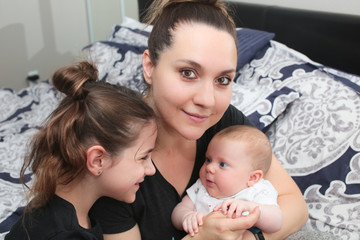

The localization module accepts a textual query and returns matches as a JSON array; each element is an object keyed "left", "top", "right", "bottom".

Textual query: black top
[
  {"left": 90, "top": 105, "right": 252, "bottom": 240},
  {"left": 5, "top": 195, "right": 103, "bottom": 240}
]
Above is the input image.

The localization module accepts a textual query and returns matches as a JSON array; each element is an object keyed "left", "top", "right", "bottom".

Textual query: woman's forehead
[{"left": 162, "top": 23, "right": 237, "bottom": 67}]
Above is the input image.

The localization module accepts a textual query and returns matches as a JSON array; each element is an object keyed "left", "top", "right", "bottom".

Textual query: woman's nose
[{"left": 193, "top": 80, "right": 215, "bottom": 107}]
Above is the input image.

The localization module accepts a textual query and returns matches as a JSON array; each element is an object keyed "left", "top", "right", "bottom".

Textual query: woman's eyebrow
[
  {"left": 176, "top": 59, "right": 236, "bottom": 75},
  {"left": 221, "top": 69, "right": 236, "bottom": 75},
  {"left": 176, "top": 59, "right": 202, "bottom": 70}
]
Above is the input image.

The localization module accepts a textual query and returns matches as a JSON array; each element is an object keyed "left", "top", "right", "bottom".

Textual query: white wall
[
  {"left": 89, "top": 0, "right": 138, "bottom": 42},
  {"left": 0, "top": 0, "right": 90, "bottom": 91}
]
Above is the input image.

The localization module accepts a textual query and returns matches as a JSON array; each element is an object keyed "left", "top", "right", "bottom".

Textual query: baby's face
[{"left": 200, "top": 137, "right": 254, "bottom": 198}]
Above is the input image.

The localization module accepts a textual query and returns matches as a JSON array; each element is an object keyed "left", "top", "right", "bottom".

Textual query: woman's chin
[{"left": 180, "top": 127, "right": 208, "bottom": 140}]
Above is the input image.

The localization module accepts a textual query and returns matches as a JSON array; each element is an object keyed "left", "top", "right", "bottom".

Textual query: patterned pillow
[
  {"left": 261, "top": 41, "right": 360, "bottom": 240},
  {"left": 84, "top": 41, "right": 147, "bottom": 92},
  {"left": 231, "top": 45, "right": 301, "bottom": 131}
]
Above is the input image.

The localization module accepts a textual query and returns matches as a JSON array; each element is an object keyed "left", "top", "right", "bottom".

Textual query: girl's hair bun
[{"left": 52, "top": 61, "right": 98, "bottom": 100}]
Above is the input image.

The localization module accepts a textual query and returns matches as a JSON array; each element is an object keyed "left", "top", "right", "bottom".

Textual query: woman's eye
[
  {"left": 216, "top": 77, "right": 231, "bottom": 86},
  {"left": 181, "top": 69, "right": 196, "bottom": 79}
]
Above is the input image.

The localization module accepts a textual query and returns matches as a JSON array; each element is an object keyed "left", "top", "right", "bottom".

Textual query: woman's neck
[
  {"left": 145, "top": 95, "right": 197, "bottom": 195},
  {"left": 153, "top": 126, "right": 197, "bottom": 196}
]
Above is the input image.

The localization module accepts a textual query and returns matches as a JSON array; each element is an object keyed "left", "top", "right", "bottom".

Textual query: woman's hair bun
[{"left": 52, "top": 61, "right": 98, "bottom": 100}]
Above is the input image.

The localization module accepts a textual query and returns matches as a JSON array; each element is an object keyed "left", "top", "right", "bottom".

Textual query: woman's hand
[
  {"left": 183, "top": 206, "right": 260, "bottom": 240},
  {"left": 213, "top": 199, "right": 256, "bottom": 218}
]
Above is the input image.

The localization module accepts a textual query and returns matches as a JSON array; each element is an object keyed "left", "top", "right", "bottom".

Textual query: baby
[{"left": 172, "top": 125, "right": 282, "bottom": 236}]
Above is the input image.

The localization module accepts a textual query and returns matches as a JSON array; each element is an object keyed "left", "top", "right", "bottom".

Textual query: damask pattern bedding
[
  {"left": 0, "top": 82, "right": 61, "bottom": 238},
  {"left": 1, "top": 19, "right": 359, "bottom": 239}
]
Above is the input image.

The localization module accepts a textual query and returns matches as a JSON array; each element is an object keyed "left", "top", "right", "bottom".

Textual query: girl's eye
[
  {"left": 141, "top": 155, "right": 150, "bottom": 161},
  {"left": 215, "top": 77, "right": 231, "bottom": 86},
  {"left": 220, "top": 162, "right": 228, "bottom": 167},
  {"left": 181, "top": 69, "right": 196, "bottom": 79}
]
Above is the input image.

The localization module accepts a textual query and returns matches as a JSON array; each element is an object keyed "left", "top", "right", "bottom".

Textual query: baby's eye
[
  {"left": 181, "top": 69, "right": 196, "bottom": 79},
  {"left": 215, "top": 77, "right": 231, "bottom": 86},
  {"left": 205, "top": 157, "right": 211, "bottom": 163},
  {"left": 220, "top": 162, "right": 228, "bottom": 167}
]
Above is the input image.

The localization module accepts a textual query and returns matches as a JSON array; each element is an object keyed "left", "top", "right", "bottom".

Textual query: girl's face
[
  {"left": 144, "top": 23, "right": 237, "bottom": 140},
  {"left": 199, "top": 136, "right": 253, "bottom": 198},
  {"left": 101, "top": 122, "right": 157, "bottom": 203}
]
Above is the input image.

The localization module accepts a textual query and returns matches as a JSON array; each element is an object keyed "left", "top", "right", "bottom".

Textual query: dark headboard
[{"left": 137, "top": 0, "right": 360, "bottom": 76}]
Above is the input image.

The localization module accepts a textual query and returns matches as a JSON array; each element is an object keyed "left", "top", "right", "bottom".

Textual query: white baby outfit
[{"left": 186, "top": 178, "right": 278, "bottom": 214}]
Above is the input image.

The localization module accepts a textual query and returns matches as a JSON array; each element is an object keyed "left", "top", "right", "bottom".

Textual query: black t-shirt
[
  {"left": 5, "top": 195, "right": 103, "bottom": 240},
  {"left": 89, "top": 105, "right": 252, "bottom": 240}
]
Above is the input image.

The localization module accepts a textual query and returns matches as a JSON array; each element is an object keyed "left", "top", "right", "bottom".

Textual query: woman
[{"left": 90, "top": 0, "right": 308, "bottom": 239}]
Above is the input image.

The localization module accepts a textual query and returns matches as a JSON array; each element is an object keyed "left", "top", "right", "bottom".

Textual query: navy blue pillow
[{"left": 236, "top": 28, "right": 275, "bottom": 71}]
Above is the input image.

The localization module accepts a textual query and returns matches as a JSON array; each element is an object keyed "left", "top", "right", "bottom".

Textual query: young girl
[
  {"left": 90, "top": 0, "right": 308, "bottom": 239},
  {"left": 5, "top": 61, "right": 157, "bottom": 240}
]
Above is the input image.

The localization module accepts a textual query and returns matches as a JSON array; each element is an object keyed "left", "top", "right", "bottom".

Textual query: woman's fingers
[
  {"left": 197, "top": 207, "right": 261, "bottom": 240},
  {"left": 226, "top": 206, "right": 261, "bottom": 231}
]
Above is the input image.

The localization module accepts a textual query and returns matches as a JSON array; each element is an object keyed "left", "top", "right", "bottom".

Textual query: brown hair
[
  {"left": 20, "top": 61, "right": 155, "bottom": 210},
  {"left": 143, "top": 0, "right": 237, "bottom": 66},
  {"left": 214, "top": 125, "right": 272, "bottom": 173}
]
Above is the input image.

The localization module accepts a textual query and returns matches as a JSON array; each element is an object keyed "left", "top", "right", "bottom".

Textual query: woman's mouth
[{"left": 183, "top": 110, "right": 209, "bottom": 123}]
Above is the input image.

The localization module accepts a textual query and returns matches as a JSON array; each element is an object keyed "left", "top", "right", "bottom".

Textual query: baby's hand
[
  {"left": 182, "top": 211, "right": 204, "bottom": 236},
  {"left": 213, "top": 199, "right": 253, "bottom": 218}
]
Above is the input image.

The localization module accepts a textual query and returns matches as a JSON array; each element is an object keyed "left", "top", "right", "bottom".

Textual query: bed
[{"left": 1, "top": 0, "right": 359, "bottom": 239}]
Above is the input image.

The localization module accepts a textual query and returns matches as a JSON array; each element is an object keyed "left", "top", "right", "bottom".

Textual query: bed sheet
[{"left": 0, "top": 82, "right": 61, "bottom": 238}]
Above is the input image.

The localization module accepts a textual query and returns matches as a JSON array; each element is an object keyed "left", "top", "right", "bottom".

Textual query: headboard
[{"left": 137, "top": 0, "right": 360, "bottom": 76}]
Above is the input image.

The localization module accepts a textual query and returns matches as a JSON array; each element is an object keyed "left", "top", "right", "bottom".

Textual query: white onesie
[{"left": 186, "top": 178, "right": 278, "bottom": 214}]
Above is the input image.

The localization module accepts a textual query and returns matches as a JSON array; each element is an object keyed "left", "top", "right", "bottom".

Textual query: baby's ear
[
  {"left": 247, "top": 170, "right": 263, "bottom": 187},
  {"left": 86, "top": 145, "right": 106, "bottom": 176}
]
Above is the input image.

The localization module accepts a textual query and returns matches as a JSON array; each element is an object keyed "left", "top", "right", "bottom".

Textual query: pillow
[
  {"left": 261, "top": 41, "right": 360, "bottom": 239},
  {"left": 320, "top": 66, "right": 360, "bottom": 93},
  {"left": 236, "top": 28, "right": 274, "bottom": 71},
  {"left": 268, "top": 39, "right": 360, "bottom": 93},
  {"left": 231, "top": 68, "right": 300, "bottom": 131},
  {"left": 118, "top": 16, "right": 153, "bottom": 32},
  {"left": 84, "top": 41, "right": 147, "bottom": 92}
]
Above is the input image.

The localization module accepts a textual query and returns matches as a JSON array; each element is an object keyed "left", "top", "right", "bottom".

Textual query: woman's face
[{"left": 143, "top": 23, "right": 237, "bottom": 140}]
